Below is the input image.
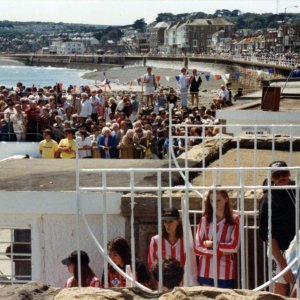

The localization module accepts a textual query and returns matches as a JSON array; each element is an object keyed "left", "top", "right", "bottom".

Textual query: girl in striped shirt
[
  {"left": 148, "top": 208, "right": 185, "bottom": 270},
  {"left": 194, "top": 189, "right": 240, "bottom": 288}
]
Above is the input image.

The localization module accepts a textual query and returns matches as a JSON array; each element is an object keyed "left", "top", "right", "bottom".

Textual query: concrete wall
[
  {"left": 0, "top": 142, "right": 39, "bottom": 160},
  {"left": 0, "top": 191, "right": 124, "bottom": 287},
  {"left": 217, "top": 110, "right": 300, "bottom": 135}
]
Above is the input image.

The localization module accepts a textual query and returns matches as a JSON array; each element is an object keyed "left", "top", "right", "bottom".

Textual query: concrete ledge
[{"left": 0, "top": 282, "right": 290, "bottom": 300}]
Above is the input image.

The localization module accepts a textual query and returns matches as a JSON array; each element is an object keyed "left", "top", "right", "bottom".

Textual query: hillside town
[{"left": 0, "top": 9, "right": 300, "bottom": 58}]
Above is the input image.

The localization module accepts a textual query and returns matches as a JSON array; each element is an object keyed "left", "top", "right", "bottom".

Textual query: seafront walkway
[{"left": 2, "top": 53, "right": 300, "bottom": 72}]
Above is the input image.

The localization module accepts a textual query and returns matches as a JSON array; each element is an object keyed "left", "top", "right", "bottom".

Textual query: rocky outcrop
[{"left": 0, "top": 282, "right": 292, "bottom": 300}]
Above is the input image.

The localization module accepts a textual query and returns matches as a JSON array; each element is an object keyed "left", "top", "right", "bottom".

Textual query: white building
[{"left": 49, "top": 39, "right": 85, "bottom": 55}]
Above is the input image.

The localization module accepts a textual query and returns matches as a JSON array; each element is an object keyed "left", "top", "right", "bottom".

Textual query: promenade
[{"left": 2, "top": 53, "right": 299, "bottom": 74}]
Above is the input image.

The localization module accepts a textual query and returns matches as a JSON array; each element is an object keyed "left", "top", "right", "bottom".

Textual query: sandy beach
[{"left": 82, "top": 65, "right": 225, "bottom": 107}]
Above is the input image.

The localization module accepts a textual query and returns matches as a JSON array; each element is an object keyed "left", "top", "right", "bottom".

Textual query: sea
[{"left": 0, "top": 58, "right": 95, "bottom": 89}]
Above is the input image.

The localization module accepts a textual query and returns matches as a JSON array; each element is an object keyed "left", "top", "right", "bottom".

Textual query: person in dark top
[
  {"left": 166, "top": 88, "right": 178, "bottom": 108},
  {"left": 103, "top": 237, "right": 150, "bottom": 288},
  {"left": 259, "top": 161, "right": 296, "bottom": 296},
  {"left": 291, "top": 65, "right": 300, "bottom": 78},
  {"left": 189, "top": 69, "right": 202, "bottom": 108},
  {"left": 151, "top": 258, "right": 184, "bottom": 291}
]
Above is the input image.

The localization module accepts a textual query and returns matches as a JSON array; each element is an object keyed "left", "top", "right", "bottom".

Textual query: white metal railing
[{"left": 75, "top": 119, "right": 300, "bottom": 294}]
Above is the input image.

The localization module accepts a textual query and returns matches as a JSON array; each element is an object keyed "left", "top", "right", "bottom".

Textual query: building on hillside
[
  {"left": 149, "top": 21, "right": 170, "bottom": 54},
  {"left": 210, "top": 30, "right": 232, "bottom": 53},
  {"left": 161, "top": 21, "right": 184, "bottom": 54},
  {"left": 163, "top": 18, "right": 235, "bottom": 54},
  {"left": 278, "top": 24, "right": 300, "bottom": 54},
  {"left": 49, "top": 39, "right": 85, "bottom": 54}
]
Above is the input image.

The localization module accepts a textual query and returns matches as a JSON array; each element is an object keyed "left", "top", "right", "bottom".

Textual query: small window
[
  {"left": 0, "top": 228, "right": 31, "bottom": 284},
  {"left": 193, "top": 39, "right": 198, "bottom": 47}
]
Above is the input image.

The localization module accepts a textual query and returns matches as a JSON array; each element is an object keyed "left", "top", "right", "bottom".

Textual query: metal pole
[
  {"left": 157, "top": 170, "right": 163, "bottom": 291},
  {"left": 130, "top": 170, "right": 136, "bottom": 287},
  {"left": 212, "top": 170, "right": 218, "bottom": 287},
  {"left": 75, "top": 140, "right": 82, "bottom": 287}
]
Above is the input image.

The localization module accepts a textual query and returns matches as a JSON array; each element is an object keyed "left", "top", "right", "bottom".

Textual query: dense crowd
[{"left": 0, "top": 67, "right": 234, "bottom": 159}]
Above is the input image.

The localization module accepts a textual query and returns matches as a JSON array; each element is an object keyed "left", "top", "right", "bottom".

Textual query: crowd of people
[{"left": 0, "top": 67, "right": 233, "bottom": 159}]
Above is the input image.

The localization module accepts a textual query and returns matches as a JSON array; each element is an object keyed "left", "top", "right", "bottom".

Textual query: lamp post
[{"left": 284, "top": 5, "right": 298, "bottom": 23}]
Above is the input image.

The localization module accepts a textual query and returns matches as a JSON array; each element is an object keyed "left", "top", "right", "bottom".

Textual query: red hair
[{"left": 204, "top": 189, "right": 235, "bottom": 225}]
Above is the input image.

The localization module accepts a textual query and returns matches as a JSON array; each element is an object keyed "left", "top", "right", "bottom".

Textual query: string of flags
[{"left": 66, "top": 68, "right": 279, "bottom": 92}]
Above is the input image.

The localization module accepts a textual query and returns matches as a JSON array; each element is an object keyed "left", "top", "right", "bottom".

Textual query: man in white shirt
[
  {"left": 213, "top": 85, "right": 230, "bottom": 109},
  {"left": 89, "top": 90, "right": 100, "bottom": 122},
  {"left": 79, "top": 93, "right": 92, "bottom": 120},
  {"left": 142, "top": 66, "right": 156, "bottom": 107},
  {"left": 178, "top": 67, "right": 190, "bottom": 108}
]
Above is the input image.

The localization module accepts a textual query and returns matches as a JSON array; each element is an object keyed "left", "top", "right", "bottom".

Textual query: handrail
[{"left": 253, "top": 257, "right": 298, "bottom": 291}]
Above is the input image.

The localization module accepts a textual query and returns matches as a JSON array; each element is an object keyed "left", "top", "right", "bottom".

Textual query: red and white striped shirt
[
  {"left": 194, "top": 214, "right": 240, "bottom": 280},
  {"left": 147, "top": 234, "right": 185, "bottom": 269},
  {"left": 64, "top": 275, "right": 101, "bottom": 288}
]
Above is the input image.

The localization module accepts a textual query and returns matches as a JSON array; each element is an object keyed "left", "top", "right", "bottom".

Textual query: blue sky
[{"left": 0, "top": 0, "right": 299, "bottom": 25}]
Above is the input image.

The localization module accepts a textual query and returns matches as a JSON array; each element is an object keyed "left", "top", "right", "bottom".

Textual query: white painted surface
[
  {"left": 0, "top": 191, "right": 125, "bottom": 287},
  {"left": 0, "top": 142, "right": 39, "bottom": 160},
  {"left": 216, "top": 110, "right": 300, "bottom": 135},
  {"left": 0, "top": 191, "right": 121, "bottom": 214}
]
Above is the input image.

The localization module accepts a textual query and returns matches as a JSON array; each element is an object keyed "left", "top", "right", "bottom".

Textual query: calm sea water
[{"left": 0, "top": 62, "right": 94, "bottom": 88}]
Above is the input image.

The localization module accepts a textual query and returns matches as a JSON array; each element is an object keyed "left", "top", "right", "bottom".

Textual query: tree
[{"left": 132, "top": 18, "right": 146, "bottom": 32}]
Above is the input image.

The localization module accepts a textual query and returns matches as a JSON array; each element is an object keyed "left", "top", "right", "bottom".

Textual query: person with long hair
[
  {"left": 104, "top": 237, "right": 150, "bottom": 288},
  {"left": 61, "top": 250, "right": 100, "bottom": 288},
  {"left": 194, "top": 189, "right": 240, "bottom": 288},
  {"left": 148, "top": 207, "right": 198, "bottom": 287}
]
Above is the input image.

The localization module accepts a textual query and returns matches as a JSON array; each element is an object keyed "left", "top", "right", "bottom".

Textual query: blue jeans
[
  {"left": 198, "top": 277, "right": 235, "bottom": 288},
  {"left": 180, "top": 87, "right": 188, "bottom": 108}
]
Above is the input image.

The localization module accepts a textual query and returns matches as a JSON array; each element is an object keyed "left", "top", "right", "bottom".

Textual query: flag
[
  {"left": 214, "top": 74, "right": 221, "bottom": 80},
  {"left": 257, "top": 70, "right": 263, "bottom": 76},
  {"left": 224, "top": 74, "right": 230, "bottom": 80},
  {"left": 165, "top": 76, "right": 170, "bottom": 82},
  {"left": 268, "top": 68, "right": 274, "bottom": 74},
  {"left": 175, "top": 75, "right": 180, "bottom": 82},
  {"left": 115, "top": 79, "right": 120, "bottom": 85},
  {"left": 156, "top": 75, "right": 161, "bottom": 82},
  {"left": 235, "top": 72, "right": 241, "bottom": 80},
  {"left": 105, "top": 79, "right": 111, "bottom": 90},
  {"left": 205, "top": 74, "right": 210, "bottom": 81}
]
